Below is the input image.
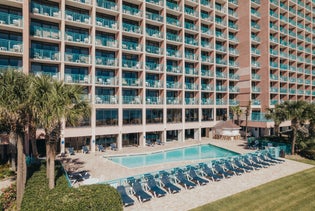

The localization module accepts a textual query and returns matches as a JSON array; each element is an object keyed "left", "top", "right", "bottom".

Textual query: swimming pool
[{"left": 108, "top": 144, "right": 238, "bottom": 168}]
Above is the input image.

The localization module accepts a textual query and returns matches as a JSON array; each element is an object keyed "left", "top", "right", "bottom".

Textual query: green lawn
[{"left": 191, "top": 160, "right": 315, "bottom": 211}]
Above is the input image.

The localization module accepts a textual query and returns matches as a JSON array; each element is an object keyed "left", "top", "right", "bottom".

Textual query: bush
[
  {"left": 22, "top": 162, "right": 123, "bottom": 211},
  {"left": 0, "top": 183, "right": 16, "bottom": 210},
  {"left": 0, "top": 164, "right": 15, "bottom": 179},
  {"left": 300, "top": 149, "right": 315, "bottom": 160}
]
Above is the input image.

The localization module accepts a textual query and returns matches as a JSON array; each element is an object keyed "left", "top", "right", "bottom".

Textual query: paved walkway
[{"left": 60, "top": 138, "right": 314, "bottom": 211}]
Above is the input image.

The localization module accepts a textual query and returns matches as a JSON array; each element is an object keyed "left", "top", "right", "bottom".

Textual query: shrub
[
  {"left": 0, "top": 164, "right": 15, "bottom": 179},
  {"left": 22, "top": 161, "right": 123, "bottom": 211},
  {"left": 300, "top": 149, "right": 315, "bottom": 160},
  {"left": 0, "top": 183, "right": 16, "bottom": 210}
]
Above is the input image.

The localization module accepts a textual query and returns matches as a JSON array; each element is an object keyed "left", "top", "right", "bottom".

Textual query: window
[
  {"left": 146, "top": 109, "right": 163, "bottom": 124},
  {"left": 185, "top": 109, "right": 198, "bottom": 122},
  {"left": 202, "top": 109, "right": 213, "bottom": 121},
  {"left": 96, "top": 109, "right": 118, "bottom": 126},
  {"left": 167, "top": 109, "right": 182, "bottom": 123},
  {"left": 123, "top": 109, "right": 142, "bottom": 125}
]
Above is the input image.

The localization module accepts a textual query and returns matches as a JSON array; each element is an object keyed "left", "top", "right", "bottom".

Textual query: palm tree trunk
[
  {"left": 16, "top": 134, "right": 26, "bottom": 208},
  {"left": 29, "top": 123, "right": 38, "bottom": 157},
  {"left": 45, "top": 133, "right": 50, "bottom": 178},
  {"left": 48, "top": 142, "right": 56, "bottom": 189},
  {"left": 274, "top": 124, "right": 279, "bottom": 136},
  {"left": 8, "top": 131, "right": 17, "bottom": 171},
  {"left": 291, "top": 127, "right": 297, "bottom": 155}
]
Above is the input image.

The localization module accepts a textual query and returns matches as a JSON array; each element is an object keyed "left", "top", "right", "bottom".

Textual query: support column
[
  {"left": 90, "top": 135, "right": 96, "bottom": 153},
  {"left": 139, "top": 132, "right": 145, "bottom": 147},
  {"left": 117, "top": 133, "right": 122, "bottom": 150},
  {"left": 178, "top": 130, "right": 184, "bottom": 142}
]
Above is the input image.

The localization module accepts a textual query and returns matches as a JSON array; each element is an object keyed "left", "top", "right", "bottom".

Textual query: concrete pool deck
[{"left": 60, "top": 138, "right": 314, "bottom": 211}]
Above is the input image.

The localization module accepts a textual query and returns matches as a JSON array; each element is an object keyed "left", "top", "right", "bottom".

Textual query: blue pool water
[{"left": 108, "top": 144, "right": 238, "bottom": 168}]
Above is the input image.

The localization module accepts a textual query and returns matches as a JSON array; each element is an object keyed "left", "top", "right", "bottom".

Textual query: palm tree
[
  {"left": 32, "top": 75, "right": 90, "bottom": 189},
  {"left": 282, "top": 101, "right": 309, "bottom": 155},
  {"left": 230, "top": 105, "right": 243, "bottom": 125},
  {"left": 306, "top": 103, "right": 315, "bottom": 138},
  {"left": 0, "top": 70, "right": 29, "bottom": 207},
  {"left": 265, "top": 104, "right": 287, "bottom": 136},
  {"left": 245, "top": 101, "right": 251, "bottom": 143}
]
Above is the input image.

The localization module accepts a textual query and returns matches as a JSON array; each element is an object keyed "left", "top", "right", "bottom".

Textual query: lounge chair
[
  {"left": 82, "top": 146, "right": 89, "bottom": 154},
  {"left": 98, "top": 145, "right": 105, "bottom": 152},
  {"left": 199, "top": 163, "right": 223, "bottom": 181},
  {"left": 67, "top": 170, "right": 90, "bottom": 185},
  {"left": 258, "top": 154, "right": 278, "bottom": 164},
  {"left": 110, "top": 143, "right": 117, "bottom": 151},
  {"left": 68, "top": 147, "right": 75, "bottom": 155},
  {"left": 213, "top": 163, "right": 234, "bottom": 178},
  {"left": 156, "top": 139, "right": 164, "bottom": 145},
  {"left": 175, "top": 169, "right": 196, "bottom": 189},
  {"left": 266, "top": 153, "right": 285, "bottom": 163},
  {"left": 131, "top": 180, "right": 152, "bottom": 202},
  {"left": 187, "top": 167, "right": 209, "bottom": 185},
  {"left": 251, "top": 155, "right": 272, "bottom": 167},
  {"left": 160, "top": 173, "right": 181, "bottom": 194},
  {"left": 233, "top": 159, "right": 253, "bottom": 172},
  {"left": 146, "top": 140, "right": 154, "bottom": 147},
  {"left": 224, "top": 161, "right": 244, "bottom": 175},
  {"left": 116, "top": 186, "right": 135, "bottom": 207},
  {"left": 243, "top": 157, "right": 262, "bottom": 170},
  {"left": 145, "top": 175, "right": 167, "bottom": 197}
]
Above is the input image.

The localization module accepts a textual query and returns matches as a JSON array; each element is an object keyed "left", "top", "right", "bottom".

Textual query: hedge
[
  {"left": 21, "top": 161, "right": 123, "bottom": 211},
  {"left": 300, "top": 149, "right": 315, "bottom": 160}
]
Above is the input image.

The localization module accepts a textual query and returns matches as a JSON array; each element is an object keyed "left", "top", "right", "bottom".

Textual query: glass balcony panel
[
  {"left": 185, "top": 22, "right": 197, "bottom": 30},
  {"left": 166, "top": 1, "right": 180, "bottom": 11},
  {"left": 185, "top": 98, "right": 198, "bottom": 105},
  {"left": 0, "top": 38, "right": 23, "bottom": 53},
  {"left": 122, "top": 41, "right": 142, "bottom": 51},
  {"left": 123, "top": 23, "right": 141, "bottom": 34},
  {"left": 252, "top": 99, "right": 260, "bottom": 105},
  {"left": 122, "top": 96, "right": 142, "bottom": 104},
  {"left": 122, "top": 78, "right": 142, "bottom": 87},
  {"left": 216, "top": 98, "right": 227, "bottom": 105},
  {"left": 65, "top": 73, "right": 90, "bottom": 83},
  {"left": 95, "top": 56, "right": 118, "bottom": 66},
  {"left": 122, "top": 59, "right": 142, "bottom": 69},
  {"left": 201, "top": 56, "right": 213, "bottom": 63},
  {"left": 185, "top": 52, "right": 198, "bottom": 60},
  {"left": 201, "top": 0, "right": 210, "bottom": 6},
  {"left": 146, "top": 28, "right": 161, "bottom": 37},
  {"left": 251, "top": 113, "right": 271, "bottom": 122},
  {"left": 65, "top": 31, "right": 90, "bottom": 44},
  {"left": 216, "top": 71, "right": 227, "bottom": 78},
  {"left": 146, "top": 12, "right": 163, "bottom": 22},
  {"left": 201, "top": 98, "right": 213, "bottom": 105},
  {"left": 95, "top": 76, "right": 118, "bottom": 85},
  {"left": 146, "top": 0, "right": 163, "bottom": 6},
  {"left": 95, "top": 95, "right": 118, "bottom": 104},
  {"left": 166, "top": 81, "right": 182, "bottom": 89},
  {"left": 166, "top": 65, "right": 182, "bottom": 73},
  {"left": 166, "top": 17, "right": 181, "bottom": 27},
  {"left": 146, "top": 62, "right": 163, "bottom": 72},
  {"left": 166, "top": 97, "right": 181, "bottom": 104},
  {"left": 229, "top": 99, "right": 239, "bottom": 105},
  {"left": 166, "top": 49, "right": 181, "bottom": 57},
  {"left": 122, "top": 5, "right": 142, "bottom": 17},
  {"left": 31, "top": 25, "right": 60, "bottom": 40},
  {"left": 32, "top": 49, "right": 60, "bottom": 60},
  {"left": 185, "top": 37, "right": 198, "bottom": 46},
  {"left": 185, "top": 82, "right": 198, "bottom": 90},
  {"left": 65, "top": 10, "right": 90, "bottom": 24},
  {"left": 65, "top": 53, "right": 90, "bottom": 64},
  {"left": 146, "top": 45, "right": 163, "bottom": 54},
  {"left": 166, "top": 33, "right": 182, "bottom": 42},
  {"left": 96, "top": 17, "right": 118, "bottom": 29},
  {"left": 184, "top": 7, "right": 198, "bottom": 17},
  {"left": 33, "top": 71, "right": 60, "bottom": 80},
  {"left": 0, "top": 65, "right": 22, "bottom": 72},
  {"left": 146, "top": 96, "right": 162, "bottom": 104},
  {"left": 95, "top": 36, "right": 118, "bottom": 48},
  {"left": 96, "top": 0, "right": 118, "bottom": 11},
  {"left": 0, "top": 11, "right": 23, "bottom": 27},
  {"left": 31, "top": 2, "right": 60, "bottom": 18},
  {"left": 252, "top": 73, "right": 261, "bottom": 80},
  {"left": 201, "top": 69, "right": 213, "bottom": 77},
  {"left": 229, "top": 73, "right": 239, "bottom": 80},
  {"left": 145, "top": 79, "right": 163, "bottom": 88},
  {"left": 201, "top": 84, "right": 213, "bottom": 91},
  {"left": 216, "top": 85, "right": 227, "bottom": 91}
]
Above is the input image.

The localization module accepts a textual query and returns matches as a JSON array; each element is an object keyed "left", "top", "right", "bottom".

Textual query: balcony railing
[
  {"left": 166, "top": 1, "right": 180, "bottom": 11},
  {"left": 0, "top": 65, "right": 22, "bottom": 72},
  {"left": 146, "top": 62, "right": 163, "bottom": 72},
  {"left": 201, "top": 98, "right": 213, "bottom": 105},
  {"left": 201, "top": 69, "right": 214, "bottom": 77},
  {"left": 95, "top": 36, "right": 118, "bottom": 48},
  {"left": 146, "top": 28, "right": 162, "bottom": 38},
  {"left": 122, "top": 59, "right": 142, "bottom": 69},
  {"left": 166, "top": 49, "right": 182, "bottom": 58},
  {"left": 185, "top": 83, "right": 198, "bottom": 90},
  {"left": 185, "top": 37, "right": 198, "bottom": 46},
  {"left": 31, "top": 2, "right": 60, "bottom": 18},
  {"left": 185, "top": 67, "right": 198, "bottom": 75},
  {"left": 184, "top": 7, "right": 198, "bottom": 17},
  {"left": 96, "top": 0, "right": 118, "bottom": 11},
  {"left": 216, "top": 71, "right": 227, "bottom": 78},
  {"left": 185, "top": 22, "right": 197, "bottom": 31},
  {"left": 146, "top": 45, "right": 163, "bottom": 55},
  {"left": 0, "top": 38, "right": 23, "bottom": 53},
  {"left": 95, "top": 95, "right": 118, "bottom": 104},
  {"left": 252, "top": 99, "right": 261, "bottom": 105},
  {"left": 166, "top": 33, "right": 182, "bottom": 42},
  {"left": 166, "top": 97, "right": 181, "bottom": 104},
  {"left": 0, "top": 11, "right": 23, "bottom": 27},
  {"left": 146, "top": 96, "right": 162, "bottom": 104},
  {"left": 251, "top": 113, "right": 271, "bottom": 122},
  {"left": 96, "top": 17, "right": 118, "bottom": 29},
  {"left": 65, "top": 73, "right": 90, "bottom": 84},
  {"left": 166, "top": 65, "right": 182, "bottom": 73},
  {"left": 216, "top": 98, "right": 227, "bottom": 105},
  {"left": 32, "top": 71, "right": 59, "bottom": 80},
  {"left": 216, "top": 85, "right": 227, "bottom": 92},
  {"left": 96, "top": 76, "right": 118, "bottom": 85},
  {"left": 95, "top": 56, "right": 118, "bottom": 66},
  {"left": 31, "top": 25, "right": 60, "bottom": 40},
  {"left": 32, "top": 49, "right": 60, "bottom": 61},
  {"left": 65, "top": 10, "right": 91, "bottom": 24},
  {"left": 201, "top": 84, "right": 213, "bottom": 91},
  {"left": 122, "top": 96, "right": 142, "bottom": 104},
  {"left": 65, "top": 52, "right": 90, "bottom": 64},
  {"left": 229, "top": 99, "right": 239, "bottom": 105},
  {"left": 122, "top": 41, "right": 142, "bottom": 51},
  {"left": 123, "top": 23, "right": 141, "bottom": 34},
  {"left": 185, "top": 98, "right": 198, "bottom": 105},
  {"left": 252, "top": 86, "right": 261, "bottom": 93},
  {"left": 145, "top": 79, "right": 163, "bottom": 88},
  {"left": 146, "top": 12, "right": 163, "bottom": 22},
  {"left": 122, "top": 5, "right": 142, "bottom": 17},
  {"left": 122, "top": 78, "right": 142, "bottom": 87},
  {"left": 166, "top": 81, "right": 182, "bottom": 89},
  {"left": 65, "top": 31, "right": 90, "bottom": 44},
  {"left": 229, "top": 86, "right": 239, "bottom": 92},
  {"left": 185, "top": 53, "right": 198, "bottom": 60}
]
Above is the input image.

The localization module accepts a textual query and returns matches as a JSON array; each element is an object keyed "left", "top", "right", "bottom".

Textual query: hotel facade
[{"left": 0, "top": 0, "right": 314, "bottom": 152}]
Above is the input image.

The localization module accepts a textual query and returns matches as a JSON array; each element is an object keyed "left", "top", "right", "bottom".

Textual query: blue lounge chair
[
  {"left": 233, "top": 159, "right": 253, "bottom": 172},
  {"left": 145, "top": 175, "right": 167, "bottom": 197},
  {"left": 243, "top": 157, "right": 262, "bottom": 170},
  {"left": 67, "top": 170, "right": 90, "bottom": 185},
  {"left": 130, "top": 180, "right": 152, "bottom": 202},
  {"left": 116, "top": 186, "right": 135, "bottom": 207},
  {"left": 213, "top": 164, "right": 234, "bottom": 178},
  {"left": 251, "top": 155, "right": 271, "bottom": 167},
  {"left": 175, "top": 169, "right": 196, "bottom": 189},
  {"left": 82, "top": 146, "right": 89, "bottom": 154},
  {"left": 187, "top": 167, "right": 209, "bottom": 185},
  {"left": 224, "top": 161, "right": 244, "bottom": 175},
  {"left": 199, "top": 163, "right": 223, "bottom": 181},
  {"left": 258, "top": 154, "right": 278, "bottom": 164},
  {"left": 68, "top": 147, "right": 75, "bottom": 155},
  {"left": 266, "top": 153, "right": 285, "bottom": 163},
  {"left": 110, "top": 143, "right": 117, "bottom": 151},
  {"left": 98, "top": 145, "right": 105, "bottom": 152},
  {"left": 160, "top": 173, "right": 181, "bottom": 194},
  {"left": 156, "top": 139, "right": 164, "bottom": 145}
]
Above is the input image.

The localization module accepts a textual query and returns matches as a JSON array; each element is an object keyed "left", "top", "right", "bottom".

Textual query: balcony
[
  {"left": 229, "top": 61, "right": 239, "bottom": 67},
  {"left": 185, "top": 37, "right": 198, "bottom": 46},
  {"left": 65, "top": 73, "right": 90, "bottom": 84},
  {"left": 216, "top": 59, "right": 227, "bottom": 65},
  {"left": 229, "top": 73, "right": 239, "bottom": 80},
  {"left": 280, "top": 88, "right": 288, "bottom": 94},
  {"left": 97, "top": 0, "right": 118, "bottom": 11},
  {"left": 95, "top": 95, "right": 118, "bottom": 104},
  {"left": 201, "top": 40, "right": 212, "bottom": 48},
  {"left": 31, "top": 25, "right": 60, "bottom": 40},
  {"left": 146, "top": 79, "right": 163, "bottom": 88},
  {"left": 65, "top": 10, "right": 91, "bottom": 24},
  {"left": 146, "top": 28, "right": 162, "bottom": 38},
  {"left": 185, "top": 22, "right": 197, "bottom": 31},
  {"left": 0, "top": 65, "right": 22, "bottom": 72},
  {"left": 65, "top": 31, "right": 90, "bottom": 44},
  {"left": 201, "top": 69, "right": 213, "bottom": 77},
  {"left": 201, "top": 98, "right": 213, "bottom": 105},
  {"left": 96, "top": 75, "right": 118, "bottom": 85},
  {"left": 185, "top": 53, "right": 198, "bottom": 61},
  {"left": 252, "top": 61, "right": 260, "bottom": 68},
  {"left": 32, "top": 49, "right": 60, "bottom": 61},
  {"left": 201, "top": 55, "right": 213, "bottom": 63},
  {"left": 166, "top": 97, "right": 181, "bottom": 105},
  {"left": 251, "top": 48, "right": 261, "bottom": 55},
  {"left": 146, "top": 62, "right": 163, "bottom": 72},
  {"left": 216, "top": 45, "right": 227, "bottom": 52},
  {"left": 122, "top": 78, "right": 142, "bottom": 87},
  {"left": 166, "top": 49, "right": 182, "bottom": 58},
  {"left": 270, "top": 74, "right": 278, "bottom": 80},
  {"left": 96, "top": 17, "right": 118, "bottom": 29},
  {"left": 122, "top": 41, "right": 142, "bottom": 51},
  {"left": 65, "top": 52, "right": 90, "bottom": 64},
  {"left": 166, "top": 17, "right": 181, "bottom": 27},
  {"left": 31, "top": 2, "right": 60, "bottom": 18},
  {"left": 33, "top": 71, "right": 59, "bottom": 80},
  {"left": 201, "top": 0, "right": 211, "bottom": 7},
  {"left": 251, "top": 113, "right": 271, "bottom": 122},
  {"left": 270, "top": 87, "right": 278, "bottom": 93},
  {"left": 122, "top": 96, "right": 142, "bottom": 104},
  {"left": 166, "top": 81, "right": 181, "bottom": 89},
  {"left": 185, "top": 67, "right": 198, "bottom": 75},
  {"left": 216, "top": 85, "right": 227, "bottom": 92},
  {"left": 123, "top": 23, "right": 141, "bottom": 34},
  {"left": 216, "top": 98, "right": 227, "bottom": 105},
  {"left": 184, "top": 7, "right": 198, "bottom": 17},
  {"left": 185, "top": 82, "right": 198, "bottom": 90},
  {"left": 229, "top": 86, "right": 239, "bottom": 93},
  {"left": 229, "top": 35, "right": 238, "bottom": 43},
  {"left": 146, "top": 0, "right": 163, "bottom": 6},
  {"left": 251, "top": 73, "right": 261, "bottom": 80},
  {"left": 146, "top": 96, "right": 162, "bottom": 104},
  {"left": 122, "top": 5, "right": 142, "bottom": 17},
  {"left": 251, "top": 23, "right": 261, "bottom": 30},
  {"left": 216, "top": 32, "right": 227, "bottom": 39},
  {"left": 297, "top": 90, "right": 304, "bottom": 95},
  {"left": 229, "top": 99, "right": 239, "bottom": 105},
  {"left": 146, "top": 45, "right": 163, "bottom": 55},
  {"left": 201, "top": 84, "right": 213, "bottom": 91},
  {"left": 95, "top": 36, "right": 118, "bottom": 48},
  {"left": 252, "top": 99, "right": 260, "bottom": 105},
  {"left": 270, "top": 61, "right": 278, "bottom": 69},
  {"left": 201, "top": 27, "right": 212, "bottom": 35},
  {"left": 0, "top": 38, "right": 23, "bottom": 53},
  {"left": 229, "top": 23, "right": 238, "bottom": 30},
  {"left": 270, "top": 99, "right": 278, "bottom": 105},
  {"left": 0, "top": 11, "right": 23, "bottom": 28},
  {"left": 216, "top": 71, "right": 227, "bottom": 79},
  {"left": 166, "top": 1, "right": 180, "bottom": 12},
  {"left": 185, "top": 98, "right": 198, "bottom": 105},
  {"left": 146, "top": 12, "right": 163, "bottom": 22},
  {"left": 166, "top": 65, "right": 182, "bottom": 74},
  {"left": 122, "top": 59, "right": 142, "bottom": 69},
  {"left": 252, "top": 86, "right": 261, "bottom": 93},
  {"left": 289, "top": 89, "right": 296, "bottom": 94},
  {"left": 201, "top": 13, "right": 212, "bottom": 22},
  {"left": 166, "top": 33, "right": 182, "bottom": 42},
  {"left": 229, "top": 48, "right": 239, "bottom": 55},
  {"left": 95, "top": 56, "right": 118, "bottom": 66}
]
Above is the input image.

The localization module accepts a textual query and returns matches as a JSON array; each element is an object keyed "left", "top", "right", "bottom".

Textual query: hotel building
[{"left": 0, "top": 0, "right": 313, "bottom": 152}]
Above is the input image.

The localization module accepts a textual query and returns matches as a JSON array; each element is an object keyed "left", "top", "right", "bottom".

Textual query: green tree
[
  {"left": 230, "top": 105, "right": 243, "bottom": 125},
  {"left": 265, "top": 103, "right": 287, "bottom": 136},
  {"left": 32, "top": 75, "right": 90, "bottom": 189},
  {"left": 0, "top": 70, "right": 29, "bottom": 207}
]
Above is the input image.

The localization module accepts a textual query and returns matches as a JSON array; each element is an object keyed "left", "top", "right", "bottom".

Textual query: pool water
[{"left": 108, "top": 144, "right": 238, "bottom": 168}]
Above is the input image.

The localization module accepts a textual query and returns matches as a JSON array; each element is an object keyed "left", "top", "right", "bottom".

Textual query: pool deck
[{"left": 60, "top": 138, "right": 314, "bottom": 211}]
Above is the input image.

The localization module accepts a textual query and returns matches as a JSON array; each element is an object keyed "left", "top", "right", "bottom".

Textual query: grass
[{"left": 191, "top": 159, "right": 315, "bottom": 211}]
